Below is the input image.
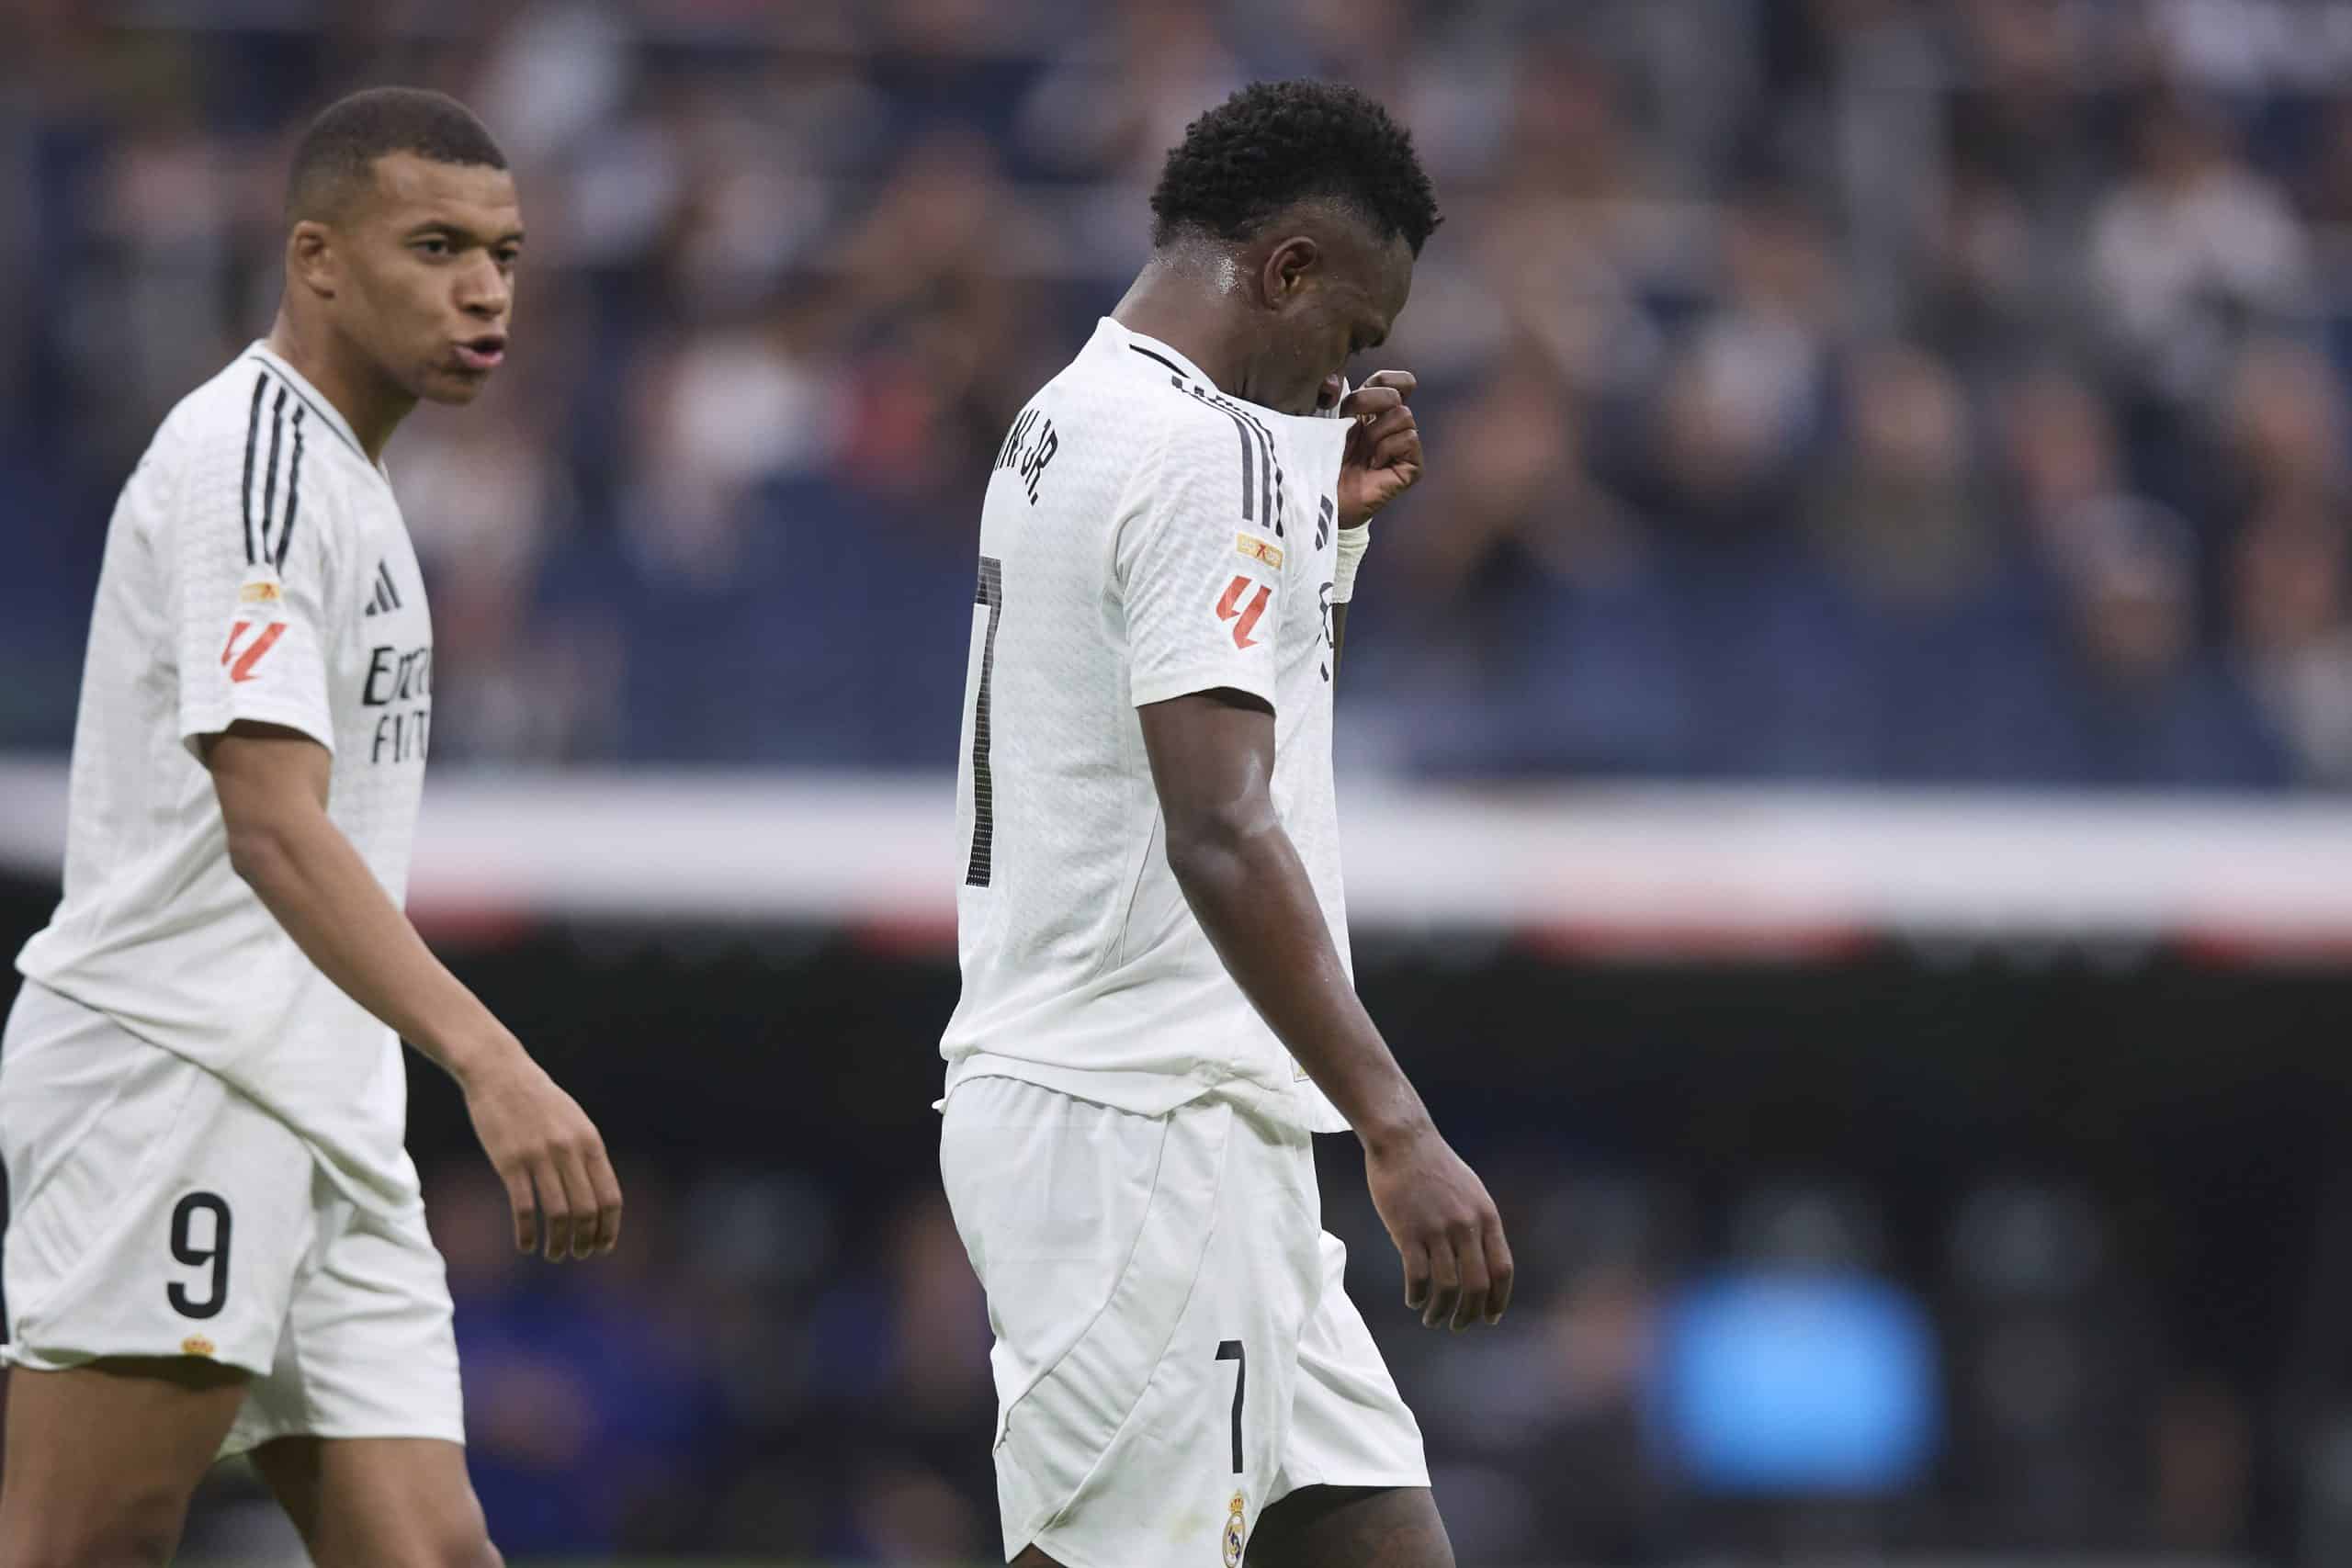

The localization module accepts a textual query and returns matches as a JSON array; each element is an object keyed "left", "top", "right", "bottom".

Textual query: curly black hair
[
  {"left": 288, "top": 87, "right": 507, "bottom": 223},
  {"left": 1149, "top": 80, "right": 1441, "bottom": 255}
]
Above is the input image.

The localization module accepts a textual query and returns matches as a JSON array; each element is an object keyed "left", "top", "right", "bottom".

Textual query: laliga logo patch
[
  {"left": 220, "top": 621, "right": 287, "bottom": 684},
  {"left": 1215, "top": 575, "right": 1272, "bottom": 650},
  {"left": 1223, "top": 1492, "right": 1246, "bottom": 1568}
]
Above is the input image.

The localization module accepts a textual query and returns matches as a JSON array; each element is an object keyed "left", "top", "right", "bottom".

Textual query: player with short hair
[
  {"left": 0, "top": 86, "right": 620, "bottom": 1568},
  {"left": 939, "top": 80, "right": 1510, "bottom": 1568}
]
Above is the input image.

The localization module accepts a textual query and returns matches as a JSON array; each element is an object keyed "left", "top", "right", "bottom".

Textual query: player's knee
[
  {"left": 328, "top": 1517, "right": 497, "bottom": 1568},
  {"left": 0, "top": 1504, "right": 182, "bottom": 1568},
  {"left": 366, "top": 1535, "right": 499, "bottom": 1568},
  {"left": 411, "top": 1531, "right": 501, "bottom": 1568},
  {"left": 0, "top": 1545, "right": 169, "bottom": 1568}
]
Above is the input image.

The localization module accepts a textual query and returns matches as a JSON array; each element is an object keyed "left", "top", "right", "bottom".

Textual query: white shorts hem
[
  {"left": 1020, "top": 1521, "right": 1125, "bottom": 1568},
  {"left": 1, "top": 1342, "right": 272, "bottom": 1379},
  {"left": 218, "top": 1421, "right": 467, "bottom": 1459},
  {"left": 1268, "top": 1470, "right": 1433, "bottom": 1505}
]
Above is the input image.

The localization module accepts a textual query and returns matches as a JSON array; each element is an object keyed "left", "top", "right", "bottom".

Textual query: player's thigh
[
  {"left": 252, "top": 1436, "right": 498, "bottom": 1568},
  {"left": 0, "top": 983, "right": 319, "bottom": 1380},
  {"left": 947, "top": 1081, "right": 1324, "bottom": 1566},
  {"left": 0, "top": 1356, "right": 249, "bottom": 1566},
  {"left": 1245, "top": 1484, "right": 1453, "bottom": 1568},
  {"left": 223, "top": 1184, "right": 463, "bottom": 1459},
  {"left": 1274, "top": 1231, "right": 1429, "bottom": 1503}
]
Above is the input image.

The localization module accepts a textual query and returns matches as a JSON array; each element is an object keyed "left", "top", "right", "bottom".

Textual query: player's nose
[{"left": 456, "top": 261, "right": 510, "bottom": 320}]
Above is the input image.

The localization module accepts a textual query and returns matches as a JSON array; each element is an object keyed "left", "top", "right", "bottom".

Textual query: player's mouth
[
  {"left": 453, "top": 334, "right": 507, "bottom": 373},
  {"left": 1316, "top": 373, "right": 1346, "bottom": 412}
]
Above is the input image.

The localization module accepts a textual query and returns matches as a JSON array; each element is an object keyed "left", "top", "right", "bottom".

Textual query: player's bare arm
[
  {"left": 1138, "top": 693, "right": 1511, "bottom": 1330},
  {"left": 1329, "top": 370, "right": 1420, "bottom": 681},
  {"left": 204, "top": 719, "right": 620, "bottom": 1261}
]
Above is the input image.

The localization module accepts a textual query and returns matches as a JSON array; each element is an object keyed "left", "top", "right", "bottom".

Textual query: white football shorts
[
  {"left": 940, "top": 1074, "right": 1428, "bottom": 1568},
  {"left": 0, "top": 980, "right": 462, "bottom": 1455}
]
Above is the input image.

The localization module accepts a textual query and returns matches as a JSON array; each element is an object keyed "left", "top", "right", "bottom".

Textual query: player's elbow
[
  {"left": 220, "top": 812, "right": 301, "bottom": 891},
  {"left": 1161, "top": 800, "right": 1271, "bottom": 892}
]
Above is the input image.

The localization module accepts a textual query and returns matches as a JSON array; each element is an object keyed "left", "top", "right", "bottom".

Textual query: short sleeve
[
  {"left": 167, "top": 379, "right": 337, "bottom": 758},
  {"left": 1116, "top": 406, "right": 1283, "bottom": 711}
]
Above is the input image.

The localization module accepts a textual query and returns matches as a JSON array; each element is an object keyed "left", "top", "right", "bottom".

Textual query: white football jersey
[
  {"left": 941, "top": 319, "right": 1355, "bottom": 1134},
  {"left": 17, "top": 343, "right": 435, "bottom": 1212}
]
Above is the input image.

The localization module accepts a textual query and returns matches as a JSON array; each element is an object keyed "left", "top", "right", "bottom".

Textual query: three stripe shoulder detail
[
  {"left": 238, "top": 369, "right": 310, "bottom": 569},
  {"left": 1126, "top": 346, "right": 1288, "bottom": 538}
]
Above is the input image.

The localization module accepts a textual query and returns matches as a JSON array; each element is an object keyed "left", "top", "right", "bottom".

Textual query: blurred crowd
[{"left": 12, "top": 2, "right": 2352, "bottom": 785}]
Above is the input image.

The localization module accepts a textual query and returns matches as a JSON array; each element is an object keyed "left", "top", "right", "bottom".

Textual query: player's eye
[
  {"left": 494, "top": 247, "right": 521, "bottom": 268},
  {"left": 413, "top": 236, "right": 450, "bottom": 258}
]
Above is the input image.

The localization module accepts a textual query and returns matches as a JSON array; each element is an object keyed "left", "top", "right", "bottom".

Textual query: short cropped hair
[
  {"left": 287, "top": 87, "right": 507, "bottom": 224},
  {"left": 1149, "top": 81, "right": 1441, "bottom": 255}
]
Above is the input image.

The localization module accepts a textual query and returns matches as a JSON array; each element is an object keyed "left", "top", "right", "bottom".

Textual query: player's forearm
[
  {"left": 1166, "top": 810, "right": 1432, "bottom": 1151},
  {"left": 226, "top": 810, "right": 522, "bottom": 1087}
]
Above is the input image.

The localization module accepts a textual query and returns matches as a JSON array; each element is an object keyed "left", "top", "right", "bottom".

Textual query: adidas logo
[{"left": 363, "top": 559, "right": 403, "bottom": 617}]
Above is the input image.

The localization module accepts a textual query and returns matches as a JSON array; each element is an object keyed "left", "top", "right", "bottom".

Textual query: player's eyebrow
[{"left": 405, "top": 219, "right": 526, "bottom": 248}]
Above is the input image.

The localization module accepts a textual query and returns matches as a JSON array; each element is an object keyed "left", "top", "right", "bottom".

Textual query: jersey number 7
[{"left": 965, "top": 558, "right": 1004, "bottom": 888}]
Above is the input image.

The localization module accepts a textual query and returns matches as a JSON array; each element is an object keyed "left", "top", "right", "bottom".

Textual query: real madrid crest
[{"left": 1222, "top": 1492, "right": 1247, "bottom": 1568}]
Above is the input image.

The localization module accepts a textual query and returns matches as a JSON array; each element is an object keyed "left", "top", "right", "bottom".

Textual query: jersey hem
[
  {"left": 940, "top": 1055, "right": 1351, "bottom": 1135},
  {"left": 941, "top": 1055, "right": 1220, "bottom": 1120}
]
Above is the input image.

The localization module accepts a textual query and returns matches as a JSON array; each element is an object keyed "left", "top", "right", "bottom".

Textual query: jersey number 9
[{"left": 166, "top": 1191, "right": 233, "bottom": 1320}]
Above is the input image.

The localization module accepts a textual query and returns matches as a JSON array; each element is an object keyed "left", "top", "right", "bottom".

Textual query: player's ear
[
  {"left": 286, "top": 220, "right": 339, "bottom": 302},
  {"left": 1261, "top": 236, "right": 1320, "bottom": 309}
]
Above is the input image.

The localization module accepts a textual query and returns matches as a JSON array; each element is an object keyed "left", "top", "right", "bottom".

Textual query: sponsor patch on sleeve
[{"left": 1236, "top": 532, "right": 1284, "bottom": 570}]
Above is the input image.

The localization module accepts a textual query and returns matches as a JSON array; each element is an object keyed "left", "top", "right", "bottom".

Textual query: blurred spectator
[
  {"left": 1941, "top": 1180, "right": 2163, "bottom": 1548},
  {"left": 2217, "top": 337, "right": 2349, "bottom": 522},
  {"left": 1371, "top": 349, "right": 1690, "bottom": 775},
  {"left": 428, "top": 1159, "right": 723, "bottom": 1556},
  {"left": 2044, "top": 495, "right": 2290, "bottom": 787},
  {"left": 2231, "top": 499, "right": 2352, "bottom": 785},
  {"left": 1016, "top": 0, "right": 1245, "bottom": 187},
  {"left": 1811, "top": 342, "right": 1990, "bottom": 614},
  {"left": 2088, "top": 93, "right": 2312, "bottom": 409}
]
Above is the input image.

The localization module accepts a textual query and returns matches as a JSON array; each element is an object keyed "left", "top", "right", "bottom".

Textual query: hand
[
  {"left": 461, "top": 1045, "right": 624, "bottom": 1261},
  {"left": 1363, "top": 1119, "right": 1514, "bottom": 1330},
  {"left": 1337, "top": 369, "right": 1423, "bottom": 528}
]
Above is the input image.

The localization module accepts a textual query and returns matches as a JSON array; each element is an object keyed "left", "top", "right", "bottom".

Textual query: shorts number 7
[{"left": 1216, "top": 1338, "right": 1246, "bottom": 1474}]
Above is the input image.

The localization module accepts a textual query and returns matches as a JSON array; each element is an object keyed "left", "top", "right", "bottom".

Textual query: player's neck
[
  {"left": 264, "top": 312, "right": 415, "bottom": 464},
  {"left": 1113, "top": 265, "right": 1250, "bottom": 404}
]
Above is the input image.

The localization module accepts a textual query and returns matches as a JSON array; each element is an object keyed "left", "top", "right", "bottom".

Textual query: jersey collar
[
  {"left": 1098, "top": 318, "right": 1218, "bottom": 392},
  {"left": 1097, "top": 318, "right": 1344, "bottom": 429},
  {"left": 237, "top": 342, "right": 377, "bottom": 470}
]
